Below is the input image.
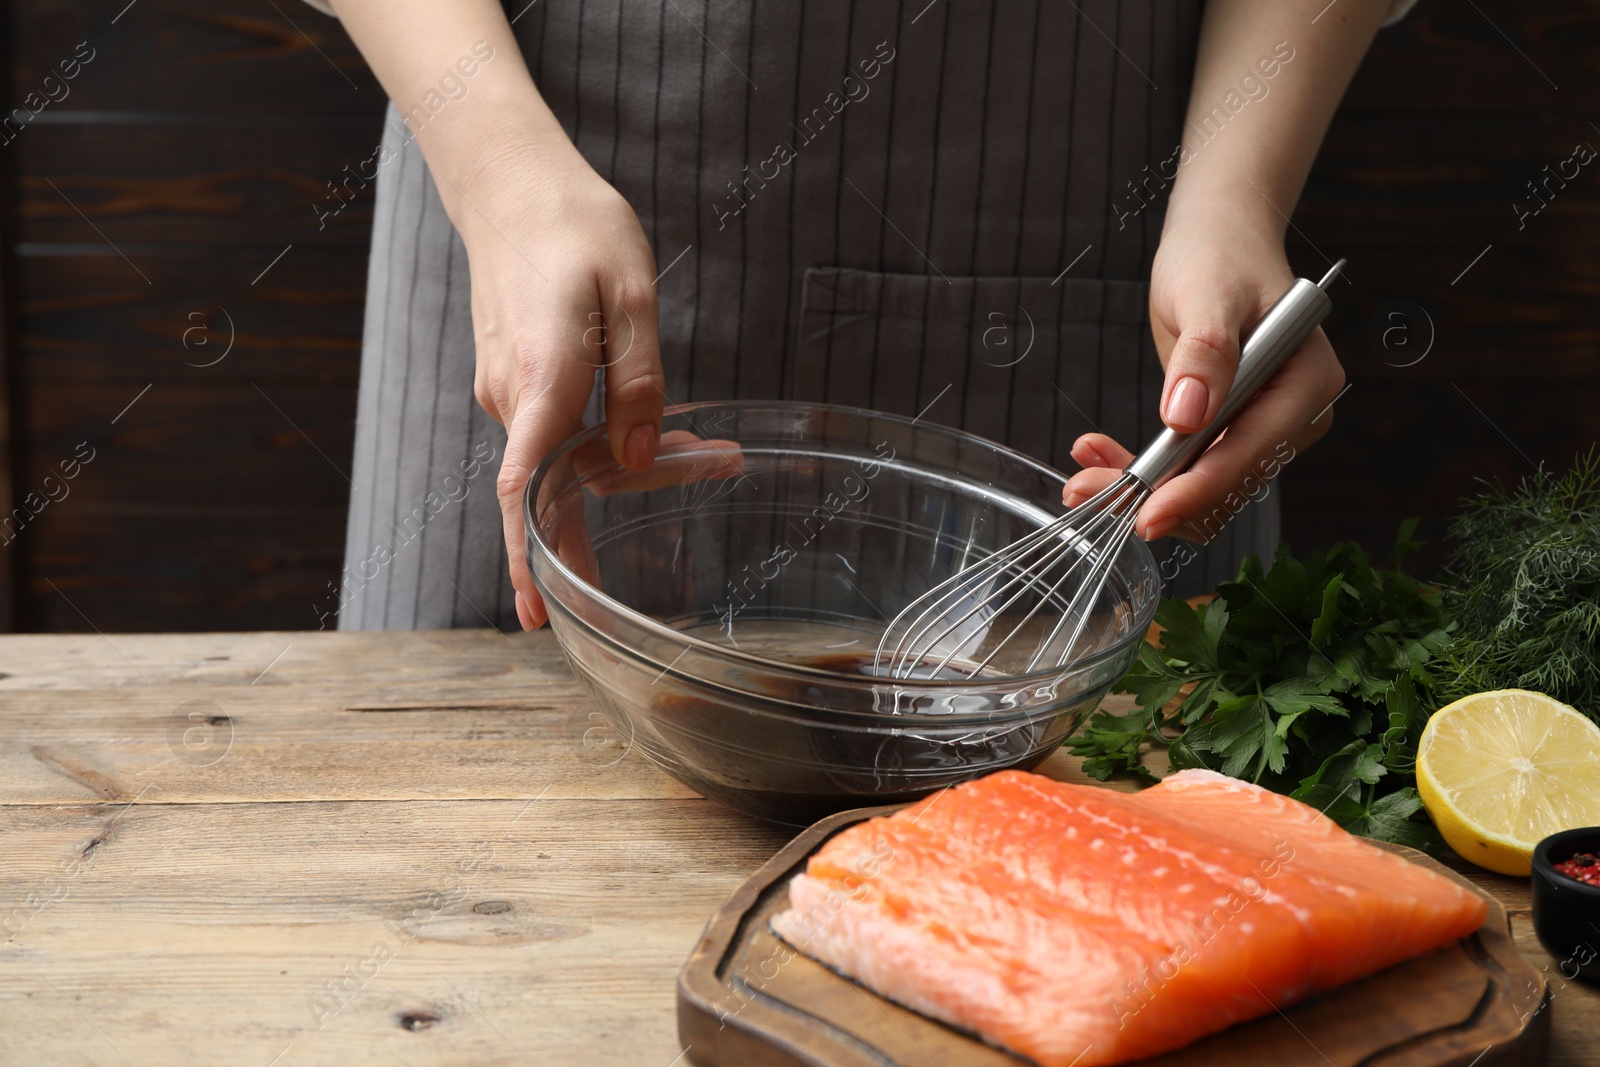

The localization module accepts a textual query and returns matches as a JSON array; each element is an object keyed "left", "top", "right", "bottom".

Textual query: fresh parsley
[{"left": 1068, "top": 522, "right": 1453, "bottom": 848}]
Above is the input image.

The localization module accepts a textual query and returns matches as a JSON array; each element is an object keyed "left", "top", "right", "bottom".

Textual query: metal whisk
[{"left": 877, "top": 260, "right": 1346, "bottom": 681}]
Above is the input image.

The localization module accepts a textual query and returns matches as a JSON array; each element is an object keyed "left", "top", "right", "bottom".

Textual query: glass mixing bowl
[{"left": 524, "top": 401, "right": 1159, "bottom": 824}]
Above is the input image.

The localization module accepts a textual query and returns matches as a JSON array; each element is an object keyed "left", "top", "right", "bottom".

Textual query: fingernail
[
  {"left": 1063, "top": 489, "right": 1085, "bottom": 508},
  {"left": 1143, "top": 515, "right": 1181, "bottom": 541},
  {"left": 1165, "top": 376, "right": 1208, "bottom": 430},
  {"left": 624, "top": 424, "right": 657, "bottom": 471}
]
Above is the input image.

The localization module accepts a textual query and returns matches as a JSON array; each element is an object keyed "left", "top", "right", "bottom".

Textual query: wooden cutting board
[{"left": 678, "top": 804, "right": 1552, "bottom": 1067}]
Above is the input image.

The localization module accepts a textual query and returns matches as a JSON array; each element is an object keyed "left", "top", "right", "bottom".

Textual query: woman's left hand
[{"left": 1063, "top": 208, "right": 1346, "bottom": 542}]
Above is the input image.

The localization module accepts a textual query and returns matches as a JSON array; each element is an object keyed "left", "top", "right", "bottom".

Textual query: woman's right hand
[{"left": 445, "top": 130, "right": 665, "bottom": 630}]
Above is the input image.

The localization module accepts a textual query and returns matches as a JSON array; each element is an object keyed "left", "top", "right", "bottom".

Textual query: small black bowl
[{"left": 1531, "top": 826, "right": 1600, "bottom": 982}]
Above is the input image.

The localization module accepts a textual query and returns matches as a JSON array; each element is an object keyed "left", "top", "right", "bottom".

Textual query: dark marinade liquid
[{"left": 646, "top": 650, "right": 1043, "bottom": 826}]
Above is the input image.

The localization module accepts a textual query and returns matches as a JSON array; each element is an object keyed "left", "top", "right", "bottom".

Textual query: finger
[
  {"left": 1135, "top": 329, "right": 1343, "bottom": 542},
  {"left": 474, "top": 357, "right": 508, "bottom": 428},
  {"left": 525, "top": 430, "right": 604, "bottom": 617},
  {"left": 1157, "top": 281, "right": 1262, "bottom": 435},
  {"left": 1063, "top": 466, "right": 1123, "bottom": 508},
  {"left": 586, "top": 437, "right": 747, "bottom": 497},
  {"left": 1069, "top": 433, "right": 1135, "bottom": 471},
  {"left": 551, "top": 473, "right": 604, "bottom": 596},
  {"left": 572, "top": 429, "right": 732, "bottom": 479},
  {"left": 497, "top": 378, "right": 592, "bottom": 630},
  {"left": 1064, "top": 434, "right": 1135, "bottom": 507},
  {"left": 598, "top": 272, "right": 665, "bottom": 472}
]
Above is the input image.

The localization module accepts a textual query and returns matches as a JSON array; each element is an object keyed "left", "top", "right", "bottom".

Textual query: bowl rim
[
  {"left": 1532, "top": 825, "right": 1600, "bottom": 900},
  {"left": 523, "top": 398, "right": 1160, "bottom": 689}
]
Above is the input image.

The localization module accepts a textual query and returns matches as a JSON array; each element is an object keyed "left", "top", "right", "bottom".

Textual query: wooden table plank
[
  {"left": 0, "top": 631, "right": 702, "bottom": 806},
  {"left": 0, "top": 632, "right": 1595, "bottom": 1066},
  {"left": 0, "top": 797, "right": 791, "bottom": 1067},
  {"left": 0, "top": 631, "right": 562, "bottom": 691},
  {"left": 6, "top": 688, "right": 699, "bottom": 805}
]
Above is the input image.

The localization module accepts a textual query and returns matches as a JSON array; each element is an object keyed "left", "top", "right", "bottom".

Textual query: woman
[{"left": 305, "top": 0, "right": 1408, "bottom": 631}]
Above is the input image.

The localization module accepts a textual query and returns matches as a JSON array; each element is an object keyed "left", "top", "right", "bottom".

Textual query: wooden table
[{"left": 1, "top": 631, "right": 1594, "bottom": 1066}]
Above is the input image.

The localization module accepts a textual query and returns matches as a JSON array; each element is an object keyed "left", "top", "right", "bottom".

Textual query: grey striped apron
[{"left": 335, "top": 0, "right": 1278, "bottom": 631}]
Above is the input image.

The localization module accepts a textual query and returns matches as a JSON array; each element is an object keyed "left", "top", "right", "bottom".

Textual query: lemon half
[{"left": 1417, "top": 689, "right": 1600, "bottom": 876}]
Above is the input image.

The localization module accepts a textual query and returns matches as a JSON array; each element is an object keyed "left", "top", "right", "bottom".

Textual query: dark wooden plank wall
[
  {"left": 1, "top": 1, "right": 1596, "bottom": 632},
  {"left": 1286, "top": 4, "right": 1600, "bottom": 573},
  {"left": 5, "top": 0, "right": 381, "bottom": 632}
]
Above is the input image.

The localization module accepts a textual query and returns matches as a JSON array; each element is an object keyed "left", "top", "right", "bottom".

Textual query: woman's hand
[
  {"left": 318, "top": 0, "right": 692, "bottom": 630},
  {"left": 1060, "top": 0, "right": 1386, "bottom": 543},
  {"left": 449, "top": 129, "right": 665, "bottom": 629},
  {"left": 319, "top": 0, "right": 668, "bottom": 629},
  {"left": 1063, "top": 205, "right": 1345, "bottom": 542}
]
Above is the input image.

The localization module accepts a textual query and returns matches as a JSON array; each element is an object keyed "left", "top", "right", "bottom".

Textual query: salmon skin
[{"left": 771, "top": 768, "right": 1487, "bottom": 1067}]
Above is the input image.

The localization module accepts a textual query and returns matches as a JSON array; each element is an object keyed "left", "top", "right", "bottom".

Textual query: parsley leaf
[
  {"left": 1155, "top": 597, "right": 1228, "bottom": 670},
  {"left": 1067, "top": 706, "right": 1162, "bottom": 784},
  {"left": 1077, "top": 528, "right": 1448, "bottom": 847},
  {"left": 1337, "top": 789, "right": 1436, "bottom": 850}
]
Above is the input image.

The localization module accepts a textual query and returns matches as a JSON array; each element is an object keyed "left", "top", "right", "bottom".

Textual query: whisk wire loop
[{"left": 878, "top": 473, "right": 1132, "bottom": 677}]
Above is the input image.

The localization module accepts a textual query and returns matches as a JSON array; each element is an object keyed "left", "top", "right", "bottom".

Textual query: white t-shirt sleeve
[
  {"left": 300, "top": 0, "right": 336, "bottom": 13},
  {"left": 1384, "top": 0, "right": 1420, "bottom": 25}
]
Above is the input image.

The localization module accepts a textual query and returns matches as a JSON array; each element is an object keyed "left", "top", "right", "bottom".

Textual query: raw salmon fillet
[{"left": 771, "top": 768, "right": 1486, "bottom": 1067}]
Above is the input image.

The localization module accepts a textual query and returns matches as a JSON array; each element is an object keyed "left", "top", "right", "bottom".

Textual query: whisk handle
[{"left": 1125, "top": 259, "right": 1344, "bottom": 489}]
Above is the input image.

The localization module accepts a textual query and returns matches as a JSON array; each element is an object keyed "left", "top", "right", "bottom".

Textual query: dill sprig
[{"left": 1440, "top": 446, "right": 1600, "bottom": 722}]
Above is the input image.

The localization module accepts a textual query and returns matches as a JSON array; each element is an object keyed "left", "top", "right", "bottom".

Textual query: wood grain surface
[{"left": 0, "top": 631, "right": 1595, "bottom": 1066}]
